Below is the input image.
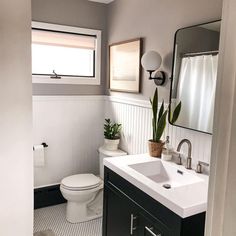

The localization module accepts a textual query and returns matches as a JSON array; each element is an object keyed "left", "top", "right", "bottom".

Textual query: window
[{"left": 32, "top": 22, "right": 101, "bottom": 85}]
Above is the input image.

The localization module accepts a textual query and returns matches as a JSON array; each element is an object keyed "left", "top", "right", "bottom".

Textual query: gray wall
[
  {"left": 32, "top": 0, "right": 222, "bottom": 97},
  {"left": 32, "top": 0, "right": 108, "bottom": 95},
  {"left": 107, "top": 0, "right": 223, "bottom": 101},
  {"left": 0, "top": 0, "right": 33, "bottom": 234}
]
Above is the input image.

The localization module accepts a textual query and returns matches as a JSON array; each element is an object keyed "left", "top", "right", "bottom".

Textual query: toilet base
[
  {"left": 65, "top": 190, "right": 103, "bottom": 224},
  {"left": 66, "top": 201, "right": 102, "bottom": 223}
]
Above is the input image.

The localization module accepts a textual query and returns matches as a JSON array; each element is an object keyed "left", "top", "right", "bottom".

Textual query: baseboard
[{"left": 34, "top": 184, "right": 66, "bottom": 209}]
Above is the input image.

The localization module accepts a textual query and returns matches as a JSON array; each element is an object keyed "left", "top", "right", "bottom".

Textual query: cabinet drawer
[{"left": 138, "top": 210, "right": 171, "bottom": 236}]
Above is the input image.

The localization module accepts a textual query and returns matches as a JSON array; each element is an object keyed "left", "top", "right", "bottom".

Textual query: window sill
[{"left": 32, "top": 75, "right": 101, "bottom": 85}]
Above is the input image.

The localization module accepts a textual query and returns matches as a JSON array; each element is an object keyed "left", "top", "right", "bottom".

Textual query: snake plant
[
  {"left": 150, "top": 88, "right": 181, "bottom": 142},
  {"left": 104, "top": 119, "right": 122, "bottom": 140}
]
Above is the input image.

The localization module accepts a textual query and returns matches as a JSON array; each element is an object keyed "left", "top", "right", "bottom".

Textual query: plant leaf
[
  {"left": 156, "top": 110, "right": 168, "bottom": 141},
  {"left": 105, "top": 118, "right": 110, "bottom": 123},
  {"left": 149, "top": 98, "right": 153, "bottom": 106},
  {"left": 150, "top": 88, "right": 159, "bottom": 140},
  {"left": 171, "top": 101, "right": 182, "bottom": 124},
  {"left": 152, "top": 88, "right": 158, "bottom": 122},
  {"left": 158, "top": 100, "right": 164, "bottom": 122},
  {"left": 152, "top": 118, "right": 156, "bottom": 140}
]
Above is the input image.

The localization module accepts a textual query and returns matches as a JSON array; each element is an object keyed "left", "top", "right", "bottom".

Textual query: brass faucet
[{"left": 176, "top": 139, "right": 192, "bottom": 169}]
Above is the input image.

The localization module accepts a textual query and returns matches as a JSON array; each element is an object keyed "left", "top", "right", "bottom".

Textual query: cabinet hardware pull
[
  {"left": 145, "top": 226, "right": 161, "bottom": 236},
  {"left": 130, "top": 214, "right": 137, "bottom": 235}
]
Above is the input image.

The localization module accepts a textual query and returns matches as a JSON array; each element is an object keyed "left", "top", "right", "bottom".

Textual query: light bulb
[{"left": 141, "top": 51, "right": 162, "bottom": 72}]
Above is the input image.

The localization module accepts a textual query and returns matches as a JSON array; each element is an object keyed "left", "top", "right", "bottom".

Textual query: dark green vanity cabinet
[{"left": 102, "top": 167, "right": 206, "bottom": 236}]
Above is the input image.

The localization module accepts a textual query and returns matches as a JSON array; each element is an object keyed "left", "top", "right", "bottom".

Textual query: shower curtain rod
[{"left": 182, "top": 50, "right": 219, "bottom": 57}]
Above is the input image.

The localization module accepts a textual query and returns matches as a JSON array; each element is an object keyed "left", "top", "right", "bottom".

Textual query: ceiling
[{"left": 88, "top": 0, "right": 115, "bottom": 4}]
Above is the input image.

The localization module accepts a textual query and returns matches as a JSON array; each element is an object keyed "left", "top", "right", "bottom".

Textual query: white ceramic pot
[{"left": 104, "top": 138, "right": 120, "bottom": 151}]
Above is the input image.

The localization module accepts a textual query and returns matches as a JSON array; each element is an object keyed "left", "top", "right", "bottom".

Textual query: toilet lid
[{"left": 61, "top": 174, "right": 101, "bottom": 190}]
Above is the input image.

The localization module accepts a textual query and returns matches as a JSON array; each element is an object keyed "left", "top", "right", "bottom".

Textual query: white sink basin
[
  {"left": 103, "top": 154, "right": 209, "bottom": 218},
  {"left": 129, "top": 161, "right": 203, "bottom": 188}
]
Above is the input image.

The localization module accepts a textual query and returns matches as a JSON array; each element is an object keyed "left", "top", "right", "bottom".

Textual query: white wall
[
  {"left": 105, "top": 97, "right": 212, "bottom": 170},
  {"left": 0, "top": 0, "right": 33, "bottom": 235},
  {"left": 33, "top": 96, "right": 105, "bottom": 187}
]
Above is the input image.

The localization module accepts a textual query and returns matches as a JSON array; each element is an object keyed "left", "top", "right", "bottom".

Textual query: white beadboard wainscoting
[
  {"left": 33, "top": 96, "right": 106, "bottom": 187},
  {"left": 105, "top": 96, "right": 212, "bottom": 168},
  {"left": 33, "top": 95, "right": 212, "bottom": 188}
]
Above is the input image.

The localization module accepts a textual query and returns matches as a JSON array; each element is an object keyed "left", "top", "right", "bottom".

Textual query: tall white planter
[{"left": 104, "top": 138, "right": 120, "bottom": 151}]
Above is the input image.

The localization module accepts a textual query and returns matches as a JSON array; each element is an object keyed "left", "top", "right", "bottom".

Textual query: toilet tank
[{"left": 98, "top": 146, "right": 127, "bottom": 179}]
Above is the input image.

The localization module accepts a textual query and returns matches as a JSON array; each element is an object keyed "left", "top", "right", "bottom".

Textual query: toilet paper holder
[
  {"left": 41, "top": 142, "right": 48, "bottom": 148},
  {"left": 33, "top": 142, "right": 48, "bottom": 151}
]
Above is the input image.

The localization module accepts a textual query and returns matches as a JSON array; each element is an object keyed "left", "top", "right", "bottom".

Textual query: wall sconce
[{"left": 141, "top": 51, "right": 166, "bottom": 86}]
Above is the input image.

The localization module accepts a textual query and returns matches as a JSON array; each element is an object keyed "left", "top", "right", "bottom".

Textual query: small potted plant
[
  {"left": 149, "top": 88, "right": 181, "bottom": 157},
  {"left": 104, "top": 119, "right": 122, "bottom": 151}
]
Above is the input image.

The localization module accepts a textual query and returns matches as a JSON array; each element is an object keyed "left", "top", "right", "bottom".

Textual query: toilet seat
[{"left": 61, "top": 174, "right": 102, "bottom": 191}]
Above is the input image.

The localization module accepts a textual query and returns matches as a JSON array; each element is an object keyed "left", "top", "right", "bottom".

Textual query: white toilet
[{"left": 60, "top": 146, "right": 127, "bottom": 223}]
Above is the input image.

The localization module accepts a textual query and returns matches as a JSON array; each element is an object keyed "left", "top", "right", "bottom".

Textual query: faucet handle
[
  {"left": 199, "top": 161, "right": 209, "bottom": 166},
  {"left": 176, "top": 153, "right": 182, "bottom": 165},
  {"left": 196, "top": 161, "right": 209, "bottom": 173}
]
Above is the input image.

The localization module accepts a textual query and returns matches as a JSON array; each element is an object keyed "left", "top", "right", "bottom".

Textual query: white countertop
[{"left": 104, "top": 153, "right": 209, "bottom": 218}]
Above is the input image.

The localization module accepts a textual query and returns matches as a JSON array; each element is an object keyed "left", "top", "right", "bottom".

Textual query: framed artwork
[{"left": 109, "top": 38, "right": 142, "bottom": 93}]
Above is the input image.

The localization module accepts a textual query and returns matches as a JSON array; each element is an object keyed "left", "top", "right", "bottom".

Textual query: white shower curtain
[{"left": 177, "top": 54, "right": 218, "bottom": 133}]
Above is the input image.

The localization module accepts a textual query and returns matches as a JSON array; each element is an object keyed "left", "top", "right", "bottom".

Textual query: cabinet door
[
  {"left": 104, "top": 186, "right": 139, "bottom": 236},
  {"left": 138, "top": 212, "right": 169, "bottom": 236}
]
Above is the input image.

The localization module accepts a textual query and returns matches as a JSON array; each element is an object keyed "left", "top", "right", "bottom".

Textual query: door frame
[{"left": 206, "top": 0, "right": 236, "bottom": 235}]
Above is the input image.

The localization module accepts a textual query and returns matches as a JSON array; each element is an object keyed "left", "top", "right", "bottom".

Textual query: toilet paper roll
[{"left": 33, "top": 145, "right": 45, "bottom": 167}]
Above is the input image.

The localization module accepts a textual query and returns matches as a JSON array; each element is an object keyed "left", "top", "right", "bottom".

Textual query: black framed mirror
[{"left": 169, "top": 20, "right": 221, "bottom": 134}]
